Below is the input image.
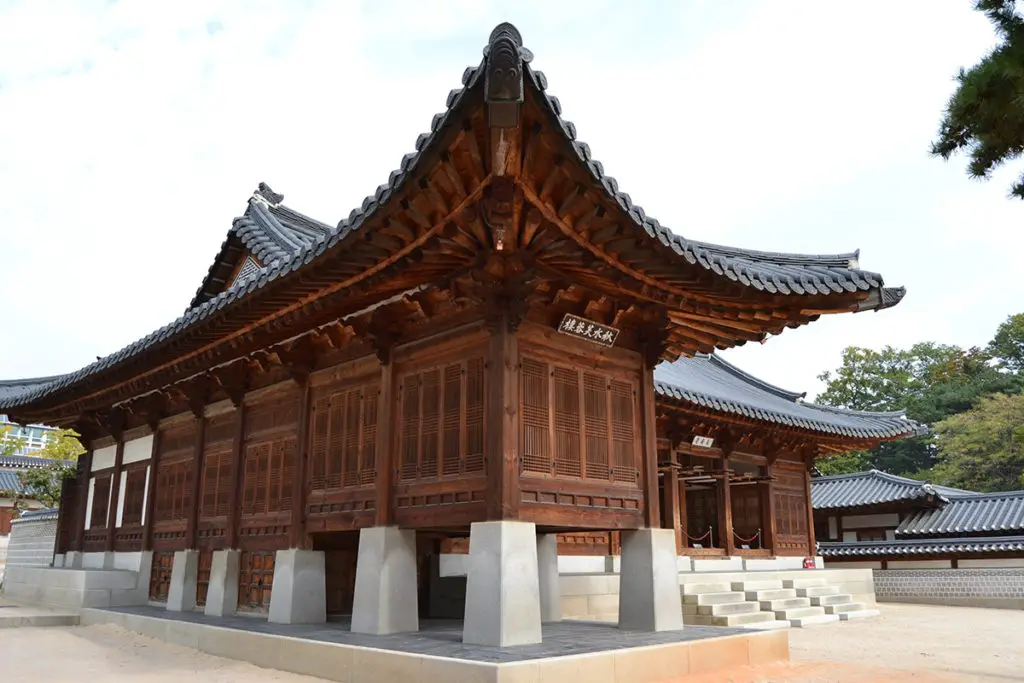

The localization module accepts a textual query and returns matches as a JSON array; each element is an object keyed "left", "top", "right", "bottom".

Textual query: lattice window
[
  {"left": 90, "top": 473, "right": 112, "bottom": 529},
  {"left": 200, "top": 447, "right": 233, "bottom": 519},
  {"left": 154, "top": 458, "right": 193, "bottom": 523},
  {"left": 519, "top": 356, "right": 639, "bottom": 484},
  {"left": 196, "top": 549, "right": 213, "bottom": 607},
  {"left": 149, "top": 551, "right": 174, "bottom": 601},
  {"left": 774, "top": 470, "right": 809, "bottom": 538},
  {"left": 241, "top": 437, "right": 296, "bottom": 516},
  {"left": 397, "top": 357, "right": 485, "bottom": 481},
  {"left": 309, "top": 383, "right": 379, "bottom": 491},
  {"left": 120, "top": 465, "right": 148, "bottom": 526}
]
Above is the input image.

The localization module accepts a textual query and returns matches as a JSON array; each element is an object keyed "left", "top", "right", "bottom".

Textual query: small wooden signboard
[
  {"left": 692, "top": 435, "right": 715, "bottom": 449},
  {"left": 557, "top": 313, "right": 620, "bottom": 347}
]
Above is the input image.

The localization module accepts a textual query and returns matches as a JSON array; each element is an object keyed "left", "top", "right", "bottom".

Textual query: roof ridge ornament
[
  {"left": 484, "top": 22, "right": 526, "bottom": 128},
  {"left": 252, "top": 182, "right": 284, "bottom": 208}
]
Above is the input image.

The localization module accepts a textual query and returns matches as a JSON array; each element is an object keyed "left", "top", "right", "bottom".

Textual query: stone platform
[
  {"left": 0, "top": 600, "right": 79, "bottom": 628},
  {"left": 81, "top": 605, "right": 789, "bottom": 682}
]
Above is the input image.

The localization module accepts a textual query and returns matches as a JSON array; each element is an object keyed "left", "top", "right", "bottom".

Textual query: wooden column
[
  {"left": 374, "top": 360, "right": 395, "bottom": 527},
  {"left": 185, "top": 414, "right": 206, "bottom": 549},
  {"left": 486, "top": 317, "right": 520, "bottom": 520},
  {"left": 678, "top": 474, "right": 688, "bottom": 552},
  {"left": 225, "top": 403, "right": 247, "bottom": 549},
  {"left": 73, "top": 448, "right": 93, "bottom": 552},
  {"left": 716, "top": 457, "right": 735, "bottom": 554},
  {"left": 639, "top": 359, "right": 661, "bottom": 529},
  {"left": 290, "top": 377, "right": 313, "bottom": 548},
  {"left": 104, "top": 440, "right": 126, "bottom": 552},
  {"left": 804, "top": 462, "right": 817, "bottom": 556},
  {"left": 665, "top": 467, "right": 681, "bottom": 553},
  {"left": 760, "top": 462, "right": 778, "bottom": 554},
  {"left": 140, "top": 428, "right": 162, "bottom": 551}
]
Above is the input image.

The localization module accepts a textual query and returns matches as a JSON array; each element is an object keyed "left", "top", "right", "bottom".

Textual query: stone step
[
  {"left": 797, "top": 585, "right": 839, "bottom": 598},
  {"left": 683, "top": 591, "right": 745, "bottom": 606},
  {"left": 680, "top": 583, "right": 731, "bottom": 595},
  {"left": 782, "top": 578, "right": 826, "bottom": 589},
  {"left": 746, "top": 588, "right": 797, "bottom": 602},
  {"left": 743, "top": 619, "right": 792, "bottom": 631},
  {"left": 825, "top": 602, "right": 867, "bottom": 615},
  {"left": 731, "top": 580, "right": 783, "bottom": 592},
  {"left": 811, "top": 593, "right": 853, "bottom": 607},
  {"left": 697, "top": 601, "right": 760, "bottom": 617},
  {"left": 686, "top": 610, "right": 778, "bottom": 627},
  {"left": 774, "top": 606, "right": 825, "bottom": 620},
  {"left": 839, "top": 609, "right": 881, "bottom": 621},
  {"left": 790, "top": 613, "right": 841, "bottom": 627},
  {"left": 760, "top": 597, "right": 811, "bottom": 611}
]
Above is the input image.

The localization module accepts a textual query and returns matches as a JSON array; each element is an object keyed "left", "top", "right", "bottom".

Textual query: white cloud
[{"left": 0, "top": 1, "right": 1016, "bottom": 403}]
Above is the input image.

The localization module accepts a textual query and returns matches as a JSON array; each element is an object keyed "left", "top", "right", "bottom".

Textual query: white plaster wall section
[
  {"left": 888, "top": 560, "right": 954, "bottom": 569},
  {"left": 842, "top": 531, "right": 858, "bottom": 542},
  {"left": 112, "top": 551, "right": 143, "bottom": 572},
  {"left": 122, "top": 434, "right": 153, "bottom": 464},
  {"left": 960, "top": 558, "right": 1024, "bottom": 569},
  {"left": 84, "top": 478, "right": 96, "bottom": 530},
  {"left": 840, "top": 513, "right": 900, "bottom": 530},
  {"left": 827, "top": 516, "right": 838, "bottom": 540},
  {"left": 115, "top": 472, "right": 128, "bottom": 527},
  {"left": 91, "top": 444, "right": 118, "bottom": 472},
  {"left": 141, "top": 465, "right": 151, "bottom": 526}
]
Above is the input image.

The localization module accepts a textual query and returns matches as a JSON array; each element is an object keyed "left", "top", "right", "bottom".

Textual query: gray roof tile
[
  {"left": 819, "top": 535, "right": 1024, "bottom": 557},
  {"left": 896, "top": 490, "right": 1024, "bottom": 537},
  {"left": 0, "top": 469, "right": 25, "bottom": 492},
  {"left": 655, "top": 356, "right": 926, "bottom": 440},
  {"left": 0, "top": 454, "right": 53, "bottom": 470},
  {"left": 811, "top": 470, "right": 968, "bottom": 510}
]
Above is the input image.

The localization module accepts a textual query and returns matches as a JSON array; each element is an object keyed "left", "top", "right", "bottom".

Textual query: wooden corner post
[{"left": 486, "top": 314, "right": 521, "bottom": 520}]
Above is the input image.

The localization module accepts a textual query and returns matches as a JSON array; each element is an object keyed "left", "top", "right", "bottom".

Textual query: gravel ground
[{"left": 0, "top": 603, "right": 1020, "bottom": 682}]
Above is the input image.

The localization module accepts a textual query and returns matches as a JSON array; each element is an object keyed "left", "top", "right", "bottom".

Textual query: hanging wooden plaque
[
  {"left": 557, "top": 313, "right": 619, "bottom": 347},
  {"left": 692, "top": 435, "right": 715, "bottom": 449}
]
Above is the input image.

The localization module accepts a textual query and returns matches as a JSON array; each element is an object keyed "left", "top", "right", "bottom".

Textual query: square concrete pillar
[
  {"left": 351, "top": 527, "right": 419, "bottom": 635},
  {"left": 166, "top": 549, "right": 199, "bottom": 613},
  {"left": 204, "top": 549, "right": 240, "bottom": 617},
  {"left": 65, "top": 551, "right": 83, "bottom": 568},
  {"left": 618, "top": 528, "right": 684, "bottom": 632},
  {"left": 268, "top": 549, "right": 326, "bottom": 625},
  {"left": 463, "top": 521, "right": 542, "bottom": 646},
  {"left": 537, "top": 534, "right": 561, "bottom": 623}
]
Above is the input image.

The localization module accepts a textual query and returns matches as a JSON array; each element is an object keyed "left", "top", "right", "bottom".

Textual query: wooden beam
[
  {"left": 374, "top": 360, "right": 395, "bottom": 526},
  {"left": 717, "top": 454, "right": 736, "bottom": 555},
  {"left": 184, "top": 414, "right": 206, "bottom": 549},
  {"left": 485, "top": 314, "right": 520, "bottom": 520},
  {"left": 140, "top": 428, "right": 162, "bottom": 551},
  {"left": 289, "top": 376, "right": 313, "bottom": 549},
  {"left": 760, "top": 462, "right": 777, "bottom": 555},
  {"left": 640, "top": 358, "right": 661, "bottom": 529},
  {"left": 104, "top": 438, "right": 126, "bottom": 553},
  {"left": 225, "top": 403, "right": 247, "bottom": 549},
  {"left": 665, "top": 467, "right": 681, "bottom": 553},
  {"left": 804, "top": 459, "right": 817, "bottom": 556},
  {"left": 73, "top": 448, "right": 93, "bottom": 554}
]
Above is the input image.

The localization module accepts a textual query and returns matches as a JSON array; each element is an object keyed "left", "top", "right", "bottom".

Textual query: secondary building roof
[
  {"left": 896, "top": 490, "right": 1024, "bottom": 538},
  {"left": 654, "top": 354, "right": 926, "bottom": 441},
  {"left": 819, "top": 535, "right": 1024, "bottom": 558},
  {"left": 811, "top": 469, "right": 970, "bottom": 510},
  {"left": 0, "top": 454, "right": 53, "bottom": 470}
]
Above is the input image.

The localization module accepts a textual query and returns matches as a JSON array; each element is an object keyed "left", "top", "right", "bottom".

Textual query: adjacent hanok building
[{"left": 0, "top": 24, "right": 917, "bottom": 643}]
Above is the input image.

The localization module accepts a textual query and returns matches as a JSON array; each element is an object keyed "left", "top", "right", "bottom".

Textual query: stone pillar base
[
  {"left": 618, "top": 528, "right": 684, "bottom": 632},
  {"left": 351, "top": 527, "right": 419, "bottom": 635},
  {"left": 537, "top": 534, "right": 561, "bottom": 623},
  {"left": 463, "top": 521, "right": 542, "bottom": 646},
  {"left": 268, "top": 549, "right": 326, "bottom": 625},
  {"left": 64, "top": 551, "right": 83, "bottom": 569},
  {"left": 204, "top": 549, "right": 240, "bottom": 617},
  {"left": 166, "top": 550, "right": 199, "bottom": 613},
  {"left": 83, "top": 551, "right": 115, "bottom": 569}
]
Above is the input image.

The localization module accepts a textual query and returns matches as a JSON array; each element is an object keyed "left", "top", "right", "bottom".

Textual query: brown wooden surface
[
  {"left": 761, "top": 462, "right": 778, "bottom": 554},
  {"left": 640, "top": 359, "right": 660, "bottom": 528},
  {"left": 717, "top": 458, "right": 736, "bottom": 554},
  {"left": 185, "top": 415, "right": 207, "bottom": 548},
  {"left": 225, "top": 403, "right": 247, "bottom": 549},
  {"left": 374, "top": 360, "right": 395, "bottom": 526},
  {"left": 140, "top": 430, "right": 162, "bottom": 551},
  {"left": 486, "top": 318, "right": 520, "bottom": 519},
  {"left": 804, "top": 463, "right": 816, "bottom": 555},
  {"left": 104, "top": 441, "right": 126, "bottom": 553},
  {"left": 665, "top": 467, "right": 681, "bottom": 552},
  {"left": 73, "top": 448, "right": 93, "bottom": 552},
  {"left": 290, "top": 377, "right": 313, "bottom": 548}
]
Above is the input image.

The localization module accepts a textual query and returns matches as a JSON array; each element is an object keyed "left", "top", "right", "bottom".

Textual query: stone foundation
[{"left": 873, "top": 568, "right": 1024, "bottom": 610}]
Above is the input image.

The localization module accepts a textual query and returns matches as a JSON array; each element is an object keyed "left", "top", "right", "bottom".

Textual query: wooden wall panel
[
  {"left": 238, "top": 391, "right": 298, "bottom": 552},
  {"left": 774, "top": 465, "right": 811, "bottom": 556}
]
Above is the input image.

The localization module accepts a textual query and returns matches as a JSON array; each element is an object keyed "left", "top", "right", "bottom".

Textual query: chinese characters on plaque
[
  {"left": 692, "top": 435, "right": 715, "bottom": 449},
  {"left": 557, "top": 313, "right": 620, "bottom": 347}
]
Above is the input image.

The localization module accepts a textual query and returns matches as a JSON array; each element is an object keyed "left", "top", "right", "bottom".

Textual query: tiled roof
[
  {"left": 0, "top": 24, "right": 907, "bottom": 412},
  {"left": 0, "top": 469, "right": 26, "bottom": 493},
  {"left": 811, "top": 470, "right": 970, "bottom": 510},
  {"left": 655, "top": 355, "right": 926, "bottom": 440},
  {"left": 12, "top": 507, "right": 58, "bottom": 523},
  {"left": 0, "top": 454, "right": 53, "bottom": 470},
  {"left": 819, "top": 536, "right": 1024, "bottom": 558},
  {"left": 896, "top": 491, "right": 1024, "bottom": 538}
]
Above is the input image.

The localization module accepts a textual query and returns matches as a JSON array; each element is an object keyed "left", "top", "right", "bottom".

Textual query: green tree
[
  {"left": 931, "top": 393, "right": 1024, "bottom": 491},
  {"left": 989, "top": 313, "right": 1024, "bottom": 373},
  {"left": 931, "top": 0, "right": 1024, "bottom": 199},
  {"left": 816, "top": 342, "right": 1020, "bottom": 474},
  {"left": 815, "top": 450, "right": 872, "bottom": 476},
  {"left": 1, "top": 424, "right": 27, "bottom": 458},
  {"left": 17, "top": 428, "right": 83, "bottom": 508}
]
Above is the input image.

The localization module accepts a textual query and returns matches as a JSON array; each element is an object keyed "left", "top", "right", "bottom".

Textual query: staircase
[
  {"left": 784, "top": 578, "right": 880, "bottom": 621},
  {"left": 734, "top": 579, "right": 840, "bottom": 627},
  {"left": 681, "top": 582, "right": 789, "bottom": 630}
]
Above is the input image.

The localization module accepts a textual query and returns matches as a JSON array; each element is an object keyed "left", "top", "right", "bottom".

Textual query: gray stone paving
[{"left": 99, "top": 605, "right": 745, "bottom": 663}]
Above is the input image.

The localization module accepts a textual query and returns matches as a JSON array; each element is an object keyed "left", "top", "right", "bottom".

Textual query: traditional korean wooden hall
[{"left": 0, "top": 23, "right": 917, "bottom": 646}]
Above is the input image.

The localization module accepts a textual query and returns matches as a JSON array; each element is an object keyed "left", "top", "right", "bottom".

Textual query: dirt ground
[{"left": 0, "top": 603, "right": 1020, "bottom": 683}]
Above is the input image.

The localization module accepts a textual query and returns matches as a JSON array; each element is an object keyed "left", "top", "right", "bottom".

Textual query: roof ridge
[
  {"left": 684, "top": 240, "right": 861, "bottom": 268},
  {"left": 0, "top": 375, "right": 65, "bottom": 387},
  {"left": 706, "top": 353, "right": 806, "bottom": 401}
]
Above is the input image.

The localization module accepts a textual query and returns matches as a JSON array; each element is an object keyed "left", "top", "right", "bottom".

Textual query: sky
[{"left": 0, "top": 0, "right": 1020, "bottom": 401}]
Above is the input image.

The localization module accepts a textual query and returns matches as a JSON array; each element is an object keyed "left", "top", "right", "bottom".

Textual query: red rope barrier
[
  {"left": 684, "top": 529, "right": 712, "bottom": 542},
  {"left": 733, "top": 530, "right": 760, "bottom": 543}
]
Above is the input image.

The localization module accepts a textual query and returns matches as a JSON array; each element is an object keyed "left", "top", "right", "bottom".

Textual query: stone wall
[
  {"left": 5, "top": 510, "right": 57, "bottom": 569},
  {"left": 874, "top": 568, "right": 1024, "bottom": 610}
]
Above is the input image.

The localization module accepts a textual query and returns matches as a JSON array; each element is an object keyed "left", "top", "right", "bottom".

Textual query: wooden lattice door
[
  {"left": 324, "top": 550, "right": 358, "bottom": 615},
  {"left": 149, "top": 551, "right": 174, "bottom": 602},
  {"left": 195, "top": 550, "right": 213, "bottom": 607},
  {"left": 238, "top": 550, "right": 275, "bottom": 611}
]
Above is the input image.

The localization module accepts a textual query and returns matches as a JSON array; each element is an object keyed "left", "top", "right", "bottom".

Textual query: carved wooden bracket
[
  {"left": 139, "top": 392, "right": 170, "bottom": 431},
  {"left": 276, "top": 337, "right": 318, "bottom": 384},
  {"left": 210, "top": 361, "right": 252, "bottom": 408}
]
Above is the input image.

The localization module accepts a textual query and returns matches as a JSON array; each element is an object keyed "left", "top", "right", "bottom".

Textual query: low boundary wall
[
  {"left": 5, "top": 509, "right": 57, "bottom": 569},
  {"left": 872, "top": 567, "right": 1024, "bottom": 610}
]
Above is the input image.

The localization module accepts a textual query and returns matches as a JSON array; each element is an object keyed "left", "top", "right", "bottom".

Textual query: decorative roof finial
[
  {"left": 253, "top": 182, "right": 284, "bottom": 207},
  {"left": 484, "top": 22, "right": 526, "bottom": 128}
]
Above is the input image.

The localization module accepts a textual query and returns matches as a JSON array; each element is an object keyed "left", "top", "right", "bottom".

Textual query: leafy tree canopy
[
  {"left": 932, "top": 0, "right": 1024, "bottom": 199},
  {"left": 932, "top": 392, "right": 1024, "bottom": 491},
  {"left": 16, "top": 429, "right": 83, "bottom": 508},
  {"left": 1, "top": 424, "right": 27, "bottom": 458},
  {"left": 989, "top": 313, "right": 1024, "bottom": 373}
]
